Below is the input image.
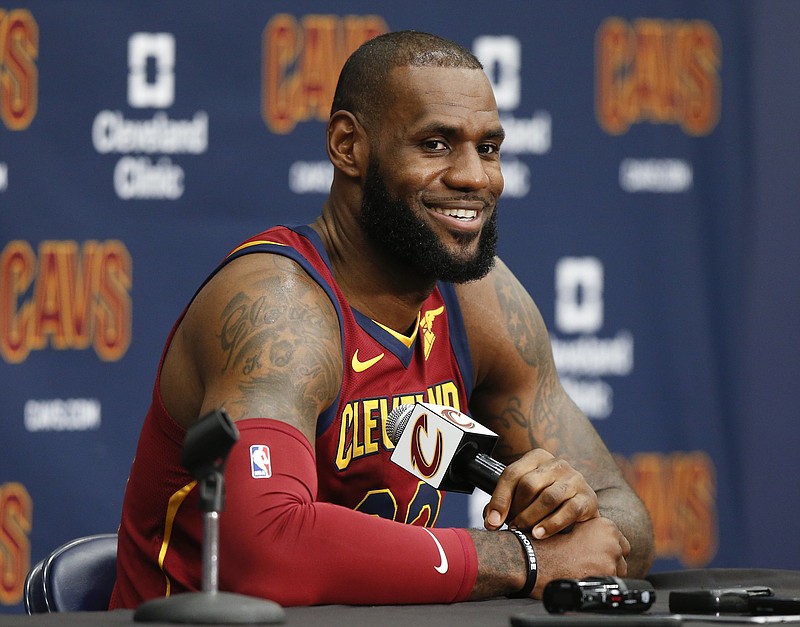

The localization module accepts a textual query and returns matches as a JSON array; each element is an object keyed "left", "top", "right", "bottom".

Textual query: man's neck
[{"left": 310, "top": 211, "right": 435, "bottom": 334}]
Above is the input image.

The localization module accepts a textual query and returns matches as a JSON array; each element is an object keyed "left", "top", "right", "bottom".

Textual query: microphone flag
[{"left": 388, "top": 402, "right": 498, "bottom": 493}]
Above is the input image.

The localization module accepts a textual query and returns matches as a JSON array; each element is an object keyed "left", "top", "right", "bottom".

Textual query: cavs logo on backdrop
[
  {"left": 595, "top": 17, "right": 721, "bottom": 136},
  {"left": 262, "top": 13, "right": 388, "bottom": 134},
  {"left": 618, "top": 451, "right": 718, "bottom": 567},
  {"left": 0, "top": 482, "right": 32, "bottom": 605},
  {"left": 0, "top": 240, "right": 132, "bottom": 363},
  {"left": 0, "top": 8, "right": 37, "bottom": 130}
]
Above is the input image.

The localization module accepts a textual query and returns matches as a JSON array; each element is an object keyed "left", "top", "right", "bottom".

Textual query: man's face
[
  {"left": 357, "top": 65, "right": 505, "bottom": 284},
  {"left": 358, "top": 156, "right": 498, "bottom": 283}
]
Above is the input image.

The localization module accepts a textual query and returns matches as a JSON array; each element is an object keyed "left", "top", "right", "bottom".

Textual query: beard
[{"left": 357, "top": 158, "right": 498, "bottom": 284}]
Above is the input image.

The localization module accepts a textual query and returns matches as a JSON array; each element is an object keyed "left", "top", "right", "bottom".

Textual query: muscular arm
[
  {"left": 159, "top": 253, "right": 541, "bottom": 602},
  {"left": 458, "top": 258, "right": 655, "bottom": 577},
  {"left": 162, "top": 253, "right": 342, "bottom": 441}
]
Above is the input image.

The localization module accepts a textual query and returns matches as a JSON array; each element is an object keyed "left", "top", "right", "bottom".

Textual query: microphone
[{"left": 386, "top": 402, "right": 505, "bottom": 494}]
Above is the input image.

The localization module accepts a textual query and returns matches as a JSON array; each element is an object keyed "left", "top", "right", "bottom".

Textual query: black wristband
[{"left": 507, "top": 529, "right": 538, "bottom": 599}]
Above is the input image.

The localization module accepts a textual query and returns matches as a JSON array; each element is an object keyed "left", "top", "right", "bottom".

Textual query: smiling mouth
[{"left": 430, "top": 207, "right": 479, "bottom": 221}]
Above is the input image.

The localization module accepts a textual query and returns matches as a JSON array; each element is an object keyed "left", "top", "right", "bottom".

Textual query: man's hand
[
  {"left": 484, "top": 449, "right": 600, "bottom": 538},
  {"left": 529, "top": 516, "right": 630, "bottom": 598}
]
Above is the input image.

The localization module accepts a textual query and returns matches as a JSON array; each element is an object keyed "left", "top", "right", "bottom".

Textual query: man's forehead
[
  {"left": 385, "top": 65, "right": 499, "bottom": 116},
  {"left": 387, "top": 64, "right": 492, "bottom": 92}
]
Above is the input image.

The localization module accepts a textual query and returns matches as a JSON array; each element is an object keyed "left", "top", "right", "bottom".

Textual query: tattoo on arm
[
  {"left": 493, "top": 270, "right": 542, "bottom": 368},
  {"left": 215, "top": 263, "right": 340, "bottom": 423},
  {"left": 489, "top": 266, "right": 655, "bottom": 575},
  {"left": 492, "top": 269, "right": 565, "bottom": 456},
  {"left": 468, "top": 529, "right": 524, "bottom": 599}
]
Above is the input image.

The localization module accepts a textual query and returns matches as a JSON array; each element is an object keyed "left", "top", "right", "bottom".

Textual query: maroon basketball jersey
[{"left": 228, "top": 225, "right": 475, "bottom": 527}]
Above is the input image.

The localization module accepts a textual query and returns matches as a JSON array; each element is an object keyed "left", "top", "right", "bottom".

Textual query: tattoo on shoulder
[
  {"left": 219, "top": 291, "right": 280, "bottom": 372},
  {"left": 219, "top": 288, "right": 328, "bottom": 371},
  {"left": 216, "top": 269, "right": 340, "bottom": 417},
  {"left": 492, "top": 269, "right": 544, "bottom": 367}
]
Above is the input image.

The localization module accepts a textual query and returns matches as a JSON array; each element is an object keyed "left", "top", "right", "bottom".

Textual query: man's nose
[{"left": 443, "top": 148, "right": 492, "bottom": 190}]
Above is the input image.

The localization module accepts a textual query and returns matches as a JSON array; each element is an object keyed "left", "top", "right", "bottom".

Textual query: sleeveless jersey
[
  {"left": 231, "top": 225, "right": 475, "bottom": 522},
  {"left": 110, "top": 224, "right": 476, "bottom": 607}
]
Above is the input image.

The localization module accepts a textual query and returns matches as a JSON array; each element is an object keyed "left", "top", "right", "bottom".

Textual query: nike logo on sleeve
[{"left": 423, "top": 528, "right": 449, "bottom": 574}]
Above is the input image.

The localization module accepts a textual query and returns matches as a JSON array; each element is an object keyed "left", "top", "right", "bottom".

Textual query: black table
[{"left": 5, "top": 569, "right": 800, "bottom": 626}]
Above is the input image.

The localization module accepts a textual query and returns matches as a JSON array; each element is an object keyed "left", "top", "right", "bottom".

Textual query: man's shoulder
[
  {"left": 228, "top": 224, "right": 308, "bottom": 254},
  {"left": 185, "top": 229, "right": 337, "bottom": 330},
  {"left": 454, "top": 256, "right": 511, "bottom": 305}
]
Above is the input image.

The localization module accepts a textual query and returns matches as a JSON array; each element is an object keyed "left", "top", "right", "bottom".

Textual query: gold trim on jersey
[
  {"left": 158, "top": 481, "right": 197, "bottom": 596},
  {"left": 374, "top": 311, "right": 420, "bottom": 348},
  {"left": 227, "top": 239, "right": 287, "bottom": 257}
]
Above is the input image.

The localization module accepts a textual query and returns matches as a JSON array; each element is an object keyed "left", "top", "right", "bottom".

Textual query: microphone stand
[{"left": 134, "top": 409, "right": 285, "bottom": 624}]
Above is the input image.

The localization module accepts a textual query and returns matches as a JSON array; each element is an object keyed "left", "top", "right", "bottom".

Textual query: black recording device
[
  {"left": 668, "top": 586, "right": 774, "bottom": 614},
  {"left": 748, "top": 595, "right": 800, "bottom": 615},
  {"left": 543, "top": 576, "right": 656, "bottom": 614},
  {"left": 669, "top": 586, "right": 800, "bottom": 616}
]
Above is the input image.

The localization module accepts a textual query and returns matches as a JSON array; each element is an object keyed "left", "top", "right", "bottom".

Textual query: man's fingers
[
  {"left": 508, "top": 472, "right": 599, "bottom": 536},
  {"left": 483, "top": 486, "right": 513, "bottom": 530},
  {"left": 513, "top": 492, "right": 592, "bottom": 538},
  {"left": 483, "top": 450, "right": 552, "bottom": 530},
  {"left": 484, "top": 450, "right": 601, "bottom": 534}
]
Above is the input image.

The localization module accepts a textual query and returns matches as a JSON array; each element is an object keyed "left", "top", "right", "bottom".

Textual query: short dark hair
[{"left": 330, "top": 30, "right": 483, "bottom": 127}]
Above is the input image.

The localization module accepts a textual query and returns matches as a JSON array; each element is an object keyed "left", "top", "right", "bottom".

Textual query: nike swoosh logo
[
  {"left": 351, "top": 349, "right": 385, "bottom": 372},
  {"left": 423, "top": 528, "right": 449, "bottom": 574}
]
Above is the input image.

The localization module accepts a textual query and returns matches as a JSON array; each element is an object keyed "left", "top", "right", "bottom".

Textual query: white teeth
[{"left": 436, "top": 208, "right": 477, "bottom": 220}]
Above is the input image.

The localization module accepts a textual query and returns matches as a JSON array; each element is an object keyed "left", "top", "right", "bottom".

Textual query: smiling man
[{"left": 110, "top": 30, "right": 653, "bottom": 609}]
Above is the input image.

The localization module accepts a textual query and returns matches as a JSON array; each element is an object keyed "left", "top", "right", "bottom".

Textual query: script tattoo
[
  {"left": 219, "top": 290, "right": 331, "bottom": 373},
  {"left": 219, "top": 292, "right": 280, "bottom": 373},
  {"left": 216, "top": 268, "right": 339, "bottom": 420},
  {"left": 529, "top": 359, "right": 563, "bottom": 452}
]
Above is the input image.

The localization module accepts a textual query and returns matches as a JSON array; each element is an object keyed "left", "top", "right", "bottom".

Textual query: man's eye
[
  {"left": 478, "top": 143, "right": 500, "bottom": 155},
  {"left": 423, "top": 140, "right": 448, "bottom": 151}
]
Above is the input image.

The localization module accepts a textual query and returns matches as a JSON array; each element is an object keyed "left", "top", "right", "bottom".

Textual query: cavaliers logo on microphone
[
  {"left": 409, "top": 413, "right": 444, "bottom": 479},
  {"left": 390, "top": 402, "right": 500, "bottom": 492},
  {"left": 440, "top": 407, "right": 475, "bottom": 429}
]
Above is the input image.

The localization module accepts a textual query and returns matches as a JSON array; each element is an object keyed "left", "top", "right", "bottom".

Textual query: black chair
[{"left": 23, "top": 533, "right": 118, "bottom": 614}]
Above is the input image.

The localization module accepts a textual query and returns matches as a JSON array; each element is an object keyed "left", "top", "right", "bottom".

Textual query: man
[{"left": 110, "top": 30, "right": 653, "bottom": 608}]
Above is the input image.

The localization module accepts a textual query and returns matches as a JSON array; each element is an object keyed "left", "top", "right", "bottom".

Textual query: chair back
[
  {"left": 23, "top": 559, "right": 47, "bottom": 614},
  {"left": 23, "top": 533, "right": 118, "bottom": 614}
]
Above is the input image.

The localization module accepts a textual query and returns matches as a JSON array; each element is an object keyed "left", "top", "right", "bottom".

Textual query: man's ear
[{"left": 327, "top": 111, "right": 369, "bottom": 178}]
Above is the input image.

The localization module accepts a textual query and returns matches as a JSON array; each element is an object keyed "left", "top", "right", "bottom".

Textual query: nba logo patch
[{"left": 250, "top": 444, "right": 272, "bottom": 478}]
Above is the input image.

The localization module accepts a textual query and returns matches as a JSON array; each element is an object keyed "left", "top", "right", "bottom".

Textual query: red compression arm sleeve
[{"left": 218, "top": 419, "right": 478, "bottom": 606}]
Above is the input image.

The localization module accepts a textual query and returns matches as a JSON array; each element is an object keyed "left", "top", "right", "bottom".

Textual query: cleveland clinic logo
[
  {"left": 91, "top": 32, "right": 208, "bottom": 200},
  {"left": 128, "top": 33, "right": 175, "bottom": 108},
  {"left": 550, "top": 257, "right": 634, "bottom": 420}
]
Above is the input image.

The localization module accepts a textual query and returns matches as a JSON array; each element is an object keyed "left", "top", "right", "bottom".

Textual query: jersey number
[{"left": 354, "top": 481, "right": 442, "bottom": 527}]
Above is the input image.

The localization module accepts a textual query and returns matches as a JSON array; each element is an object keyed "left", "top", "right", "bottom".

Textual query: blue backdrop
[{"left": 2, "top": 0, "right": 799, "bottom": 612}]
